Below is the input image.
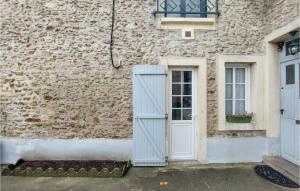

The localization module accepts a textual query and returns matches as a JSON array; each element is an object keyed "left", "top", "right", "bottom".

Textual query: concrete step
[{"left": 263, "top": 156, "right": 300, "bottom": 185}]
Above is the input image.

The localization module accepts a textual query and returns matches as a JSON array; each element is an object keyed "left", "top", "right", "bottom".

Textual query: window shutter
[{"left": 132, "top": 65, "right": 167, "bottom": 166}]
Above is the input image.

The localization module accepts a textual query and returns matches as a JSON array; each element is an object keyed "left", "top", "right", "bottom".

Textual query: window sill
[
  {"left": 221, "top": 122, "right": 265, "bottom": 131},
  {"left": 157, "top": 17, "right": 216, "bottom": 30}
]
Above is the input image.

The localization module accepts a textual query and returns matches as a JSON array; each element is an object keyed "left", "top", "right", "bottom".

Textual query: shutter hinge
[{"left": 165, "top": 113, "right": 168, "bottom": 119}]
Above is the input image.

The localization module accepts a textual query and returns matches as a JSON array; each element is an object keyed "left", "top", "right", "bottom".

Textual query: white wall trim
[
  {"left": 156, "top": 17, "right": 216, "bottom": 31},
  {"left": 1, "top": 137, "right": 280, "bottom": 165},
  {"left": 1, "top": 138, "right": 133, "bottom": 164},
  {"left": 205, "top": 137, "right": 280, "bottom": 163}
]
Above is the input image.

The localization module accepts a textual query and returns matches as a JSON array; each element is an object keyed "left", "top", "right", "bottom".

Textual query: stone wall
[
  {"left": 0, "top": 0, "right": 297, "bottom": 139},
  {"left": 265, "top": 0, "right": 299, "bottom": 35}
]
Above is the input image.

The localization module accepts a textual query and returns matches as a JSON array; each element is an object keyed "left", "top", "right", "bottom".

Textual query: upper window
[
  {"left": 225, "top": 66, "right": 249, "bottom": 115},
  {"left": 154, "top": 0, "right": 220, "bottom": 18}
]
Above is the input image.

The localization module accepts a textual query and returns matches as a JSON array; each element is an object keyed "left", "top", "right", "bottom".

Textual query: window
[
  {"left": 165, "top": 0, "right": 207, "bottom": 18},
  {"left": 171, "top": 71, "right": 192, "bottom": 120},
  {"left": 154, "top": 0, "right": 220, "bottom": 18},
  {"left": 225, "top": 66, "right": 249, "bottom": 115}
]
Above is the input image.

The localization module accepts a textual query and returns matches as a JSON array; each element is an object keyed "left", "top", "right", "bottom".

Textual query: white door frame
[{"left": 167, "top": 67, "right": 198, "bottom": 161}]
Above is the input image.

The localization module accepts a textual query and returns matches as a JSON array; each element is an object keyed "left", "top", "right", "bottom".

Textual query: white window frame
[
  {"left": 225, "top": 64, "right": 251, "bottom": 115},
  {"left": 170, "top": 69, "right": 194, "bottom": 121}
]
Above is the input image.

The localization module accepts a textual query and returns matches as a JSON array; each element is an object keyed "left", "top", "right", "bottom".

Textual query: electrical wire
[{"left": 110, "top": 0, "right": 120, "bottom": 69}]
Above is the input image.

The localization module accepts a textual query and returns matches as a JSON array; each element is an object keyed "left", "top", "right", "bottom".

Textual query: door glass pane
[
  {"left": 183, "top": 84, "right": 192, "bottom": 95},
  {"left": 182, "top": 109, "right": 192, "bottom": 120},
  {"left": 236, "top": 84, "right": 245, "bottom": 99},
  {"left": 172, "top": 109, "right": 181, "bottom": 120},
  {"left": 235, "top": 100, "right": 245, "bottom": 114},
  {"left": 225, "top": 84, "right": 233, "bottom": 99},
  {"left": 184, "top": 71, "right": 192, "bottom": 82},
  {"left": 225, "top": 100, "right": 233, "bottom": 115},
  {"left": 172, "top": 71, "right": 181, "bottom": 82},
  {"left": 225, "top": 68, "right": 233, "bottom": 83},
  {"left": 183, "top": 96, "right": 192, "bottom": 108},
  {"left": 236, "top": 68, "right": 245, "bottom": 83},
  {"left": 172, "top": 96, "right": 181, "bottom": 108},
  {"left": 172, "top": 84, "right": 181, "bottom": 95},
  {"left": 286, "top": 64, "right": 295, "bottom": 85}
]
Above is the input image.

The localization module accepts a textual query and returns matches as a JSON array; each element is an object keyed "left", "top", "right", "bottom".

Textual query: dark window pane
[
  {"left": 286, "top": 64, "right": 295, "bottom": 85},
  {"left": 225, "top": 100, "right": 233, "bottom": 115},
  {"left": 184, "top": 71, "right": 192, "bottom": 82},
  {"left": 235, "top": 100, "right": 246, "bottom": 114},
  {"left": 183, "top": 96, "right": 192, "bottom": 108},
  {"left": 183, "top": 84, "right": 192, "bottom": 95},
  {"left": 183, "top": 109, "right": 192, "bottom": 120},
  {"left": 225, "top": 84, "right": 233, "bottom": 99},
  {"left": 172, "top": 109, "right": 181, "bottom": 120},
  {"left": 172, "top": 96, "right": 181, "bottom": 108},
  {"left": 172, "top": 84, "right": 181, "bottom": 95},
  {"left": 236, "top": 68, "right": 245, "bottom": 83},
  {"left": 225, "top": 68, "right": 233, "bottom": 83},
  {"left": 172, "top": 71, "right": 181, "bottom": 82},
  {"left": 235, "top": 84, "right": 245, "bottom": 99}
]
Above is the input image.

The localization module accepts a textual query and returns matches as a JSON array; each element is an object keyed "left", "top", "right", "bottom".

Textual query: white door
[
  {"left": 280, "top": 58, "right": 300, "bottom": 166},
  {"left": 169, "top": 69, "right": 197, "bottom": 160}
]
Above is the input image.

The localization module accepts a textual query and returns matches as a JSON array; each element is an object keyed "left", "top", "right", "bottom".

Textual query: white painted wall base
[
  {"left": 0, "top": 138, "right": 133, "bottom": 164},
  {"left": 205, "top": 137, "right": 280, "bottom": 163},
  {"left": 1, "top": 137, "right": 279, "bottom": 165}
]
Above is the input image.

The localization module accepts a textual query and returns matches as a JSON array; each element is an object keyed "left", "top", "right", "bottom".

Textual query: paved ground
[{"left": 1, "top": 164, "right": 298, "bottom": 191}]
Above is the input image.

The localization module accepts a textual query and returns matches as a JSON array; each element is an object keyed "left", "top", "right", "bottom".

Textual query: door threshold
[
  {"left": 263, "top": 156, "right": 300, "bottom": 184},
  {"left": 168, "top": 160, "right": 199, "bottom": 166}
]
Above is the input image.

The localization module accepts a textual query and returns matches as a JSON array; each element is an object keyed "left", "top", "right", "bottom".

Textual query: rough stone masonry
[{"left": 0, "top": 0, "right": 299, "bottom": 138}]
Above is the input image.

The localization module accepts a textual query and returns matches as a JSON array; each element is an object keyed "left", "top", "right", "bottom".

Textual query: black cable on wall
[{"left": 110, "top": 0, "right": 120, "bottom": 69}]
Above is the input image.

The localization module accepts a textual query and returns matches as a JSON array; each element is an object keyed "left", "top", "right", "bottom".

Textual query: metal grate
[{"left": 155, "top": 0, "right": 220, "bottom": 17}]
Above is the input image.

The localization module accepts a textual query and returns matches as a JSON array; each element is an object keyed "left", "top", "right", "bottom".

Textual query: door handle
[{"left": 280, "top": 109, "right": 284, "bottom": 115}]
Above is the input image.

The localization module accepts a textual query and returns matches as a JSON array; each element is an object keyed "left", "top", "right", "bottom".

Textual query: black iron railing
[{"left": 154, "top": 0, "right": 220, "bottom": 18}]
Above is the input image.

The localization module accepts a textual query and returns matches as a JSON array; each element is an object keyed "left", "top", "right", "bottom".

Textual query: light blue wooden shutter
[{"left": 133, "top": 65, "right": 166, "bottom": 166}]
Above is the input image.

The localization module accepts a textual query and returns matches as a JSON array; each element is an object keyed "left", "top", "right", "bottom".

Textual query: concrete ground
[{"left": 1, "top": 163, "right": 298, "bottom": 191}]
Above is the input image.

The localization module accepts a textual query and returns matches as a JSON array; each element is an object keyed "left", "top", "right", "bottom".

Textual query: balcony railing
[{"left": 154, "top": 0, "right": 220, "bottom": 18}]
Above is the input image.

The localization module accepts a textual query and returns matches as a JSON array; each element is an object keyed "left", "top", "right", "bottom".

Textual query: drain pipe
[{"left": 110, "top": 0, "right": 120, "bottom": 69}]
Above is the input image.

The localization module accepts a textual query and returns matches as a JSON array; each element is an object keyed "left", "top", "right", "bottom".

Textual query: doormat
[
  {"left": 255, "top": 165, "right": 299, "bottom": 188},
  {"left": 1, "top": 160, "right": 131, "bottom": 177}
]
